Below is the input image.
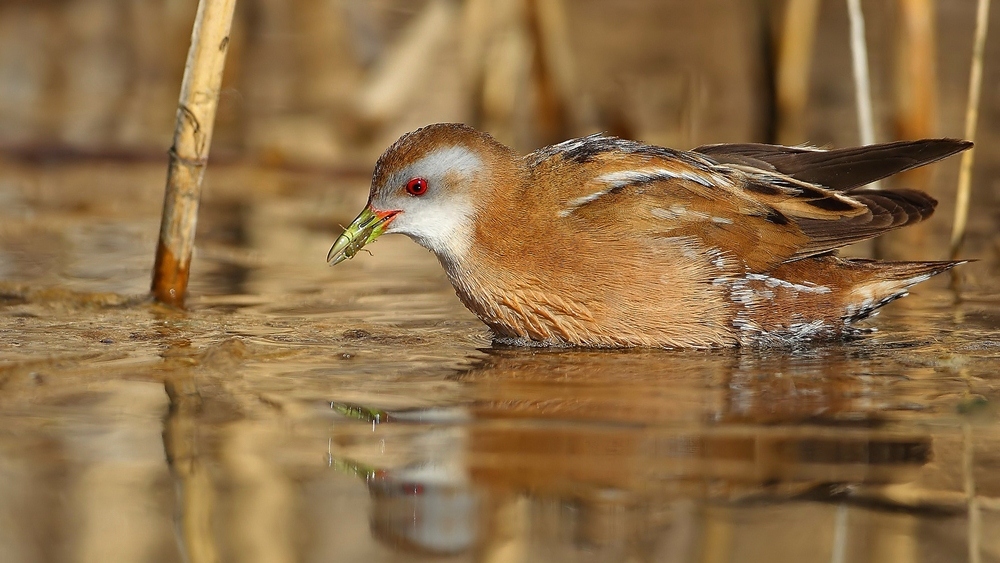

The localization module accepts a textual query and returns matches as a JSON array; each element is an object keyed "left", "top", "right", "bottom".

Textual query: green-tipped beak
[{"left": 327, "top": 206, "right": 399, "bottom": 266}]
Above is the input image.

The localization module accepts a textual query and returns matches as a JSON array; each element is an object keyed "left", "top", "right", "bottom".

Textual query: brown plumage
[{"left": 328, "top": 123, "right": 971, "bottom": 348}]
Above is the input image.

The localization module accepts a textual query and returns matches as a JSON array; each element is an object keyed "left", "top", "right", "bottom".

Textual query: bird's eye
[{"left": 405, "top": 177, "right": 428, "bottom": 196}]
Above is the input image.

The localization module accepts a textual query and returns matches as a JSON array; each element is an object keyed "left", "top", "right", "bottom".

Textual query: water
[{"left": 1, "top": 162, "right": 999, "bottom": 562}]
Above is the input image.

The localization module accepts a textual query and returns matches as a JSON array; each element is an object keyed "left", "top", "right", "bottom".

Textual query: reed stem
[
  {"left": 775, "top": 0, "right": 821, "bottom": 145},
  {"left": 846, "top": 0, "right": 877, "bottom": 148},
  {"left": 950, "top": 0, "right": 991, "bottom": 261},
  {"left": 151, "top": 0, "right": 238, "bottom": 306},
  {"left": 846, "top": 0, "right": 880, "bottom": 258}
]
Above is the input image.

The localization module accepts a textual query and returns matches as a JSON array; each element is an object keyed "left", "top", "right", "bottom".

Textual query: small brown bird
[{"left": 328, "top": 123, "right": 970, "bottom": 348}]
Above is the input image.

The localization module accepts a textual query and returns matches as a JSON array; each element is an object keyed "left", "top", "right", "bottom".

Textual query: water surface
[{"left": 1, "top": 162, "right": 999, "bottom": 562}]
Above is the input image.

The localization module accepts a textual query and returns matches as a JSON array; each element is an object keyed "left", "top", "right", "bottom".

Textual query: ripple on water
[{"left": 2, "top": 175, "right": 999, "bottom": 561}]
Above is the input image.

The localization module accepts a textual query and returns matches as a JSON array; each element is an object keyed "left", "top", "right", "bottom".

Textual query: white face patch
[
  {"left": 375, "top": 146, "right": 483, "bottom": 265},
  {"left": 388, "top": 195, "right": 475, "bottom": 262}
]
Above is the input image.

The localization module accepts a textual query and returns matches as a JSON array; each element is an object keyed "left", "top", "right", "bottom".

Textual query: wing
[
  {"left": 540, "top": 137, "right": 967, "bottom": 272},
  {"left": 692, "top": 138, "right": 971, "bottom": 191}
]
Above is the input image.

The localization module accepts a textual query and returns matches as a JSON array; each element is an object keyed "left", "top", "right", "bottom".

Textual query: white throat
[{"left": 390, "top": 197, "right": 476, "bottom": 265}]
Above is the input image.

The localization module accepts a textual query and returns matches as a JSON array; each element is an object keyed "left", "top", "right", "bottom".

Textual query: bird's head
[{"left": 327, "top": 123, "right": 516, "bottom": 267}]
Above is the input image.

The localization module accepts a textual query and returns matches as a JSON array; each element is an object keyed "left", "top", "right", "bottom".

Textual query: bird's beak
[{"left": 327, "top": 205, "right": 400, "bottom": 266}]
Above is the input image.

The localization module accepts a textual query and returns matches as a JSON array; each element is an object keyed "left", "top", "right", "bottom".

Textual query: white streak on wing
[
  {"left": 663, "top": 204, "right": 709, "bottom": 221},
  {"left": 553, "top": 138, "right": 588, "bottom": 152},
  {"left": 558, "top": 189, "right": 614, "bottom": 217},
  {"left": 597, "top": 168, "right": 716, "bottom": 189},
  {"left": 679, "top": 171, "right": 714, "bottom": 187},
  {"left": 559, "top": 167, "right": 721, "bottom": 217},
  {"left": 649, "top": 204, "right": 708, "bottom": 221},
  {"left": 652, "top": 207, "right": 733, "bottom": 226},
  {"left": 600, "top": 169, "right": 679, "bottom": 189},
  {"left": 650, "top": 207, "right": 679, "bottom": 219}
]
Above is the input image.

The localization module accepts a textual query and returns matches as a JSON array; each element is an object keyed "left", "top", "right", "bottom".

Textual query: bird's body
[{"left": 328, "top": 123, "right": 970, "bottom": 348}]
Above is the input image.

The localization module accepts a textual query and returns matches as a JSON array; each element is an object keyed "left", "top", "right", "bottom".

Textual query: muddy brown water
[{"left": 1, "top": 163, "right": 1000, "bottom": 562}]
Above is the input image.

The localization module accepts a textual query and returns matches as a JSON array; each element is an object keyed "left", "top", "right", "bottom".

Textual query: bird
[{"left": 327, "top": 123, "right": 971, "bottom": 348}]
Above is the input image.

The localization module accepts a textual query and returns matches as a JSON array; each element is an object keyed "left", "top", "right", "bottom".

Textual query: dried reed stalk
[
  {"left": 895, "top": 0, "right": 938, "bottom": 145},
  {"left": 462, "top": 0, "right": 530, "bottom": 146},
  {"left": 846, "top": 0, "right": 879, "bottom": 259},
  {"left": 527, "top": 0, "right": 579, "bottom": 144},
  {"left": 358, "top": 0, "right": 456, "bottom": 125},
  {"left": 882, "top": 0, "right": 937, "bottom": 260},
  {"left": 956, "top": 3, "right": 991, "bottom": 556},
  {"left": 846, "top": 0, "right": 877, "bottom": 148},
  {"left": 152, "top": 0, "right": 238, "bottom": 306},
  {"left": 461, "top": 0, "right": 579, "bottom": 147},
  {"left": 950, "top": 0, "right": 991, "bottom": 261},
  {"left": 775, "top": 0, "right": 821, "bottom": 145}
]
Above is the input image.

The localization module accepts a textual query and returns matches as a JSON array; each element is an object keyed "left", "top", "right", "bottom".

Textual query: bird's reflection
[{"left": 328, "top": 345, "right": 932, "bottom": 556}]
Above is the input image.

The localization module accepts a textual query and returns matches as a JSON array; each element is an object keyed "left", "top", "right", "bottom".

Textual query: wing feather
[
  {"left": 534, "top": 136, "right": 968, "bottom": 272},
  {"left": 693, "top": 138, "right": 971, "bottom": 191}
]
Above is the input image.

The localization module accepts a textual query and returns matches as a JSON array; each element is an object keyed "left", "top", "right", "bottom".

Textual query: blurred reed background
[{"left": 0, "top": 0, "right": 997, "bottom": 264}]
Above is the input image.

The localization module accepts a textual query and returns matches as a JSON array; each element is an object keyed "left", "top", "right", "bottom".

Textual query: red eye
[{"left": 405, "top": 177, "right": 428, "bottom": 196}]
